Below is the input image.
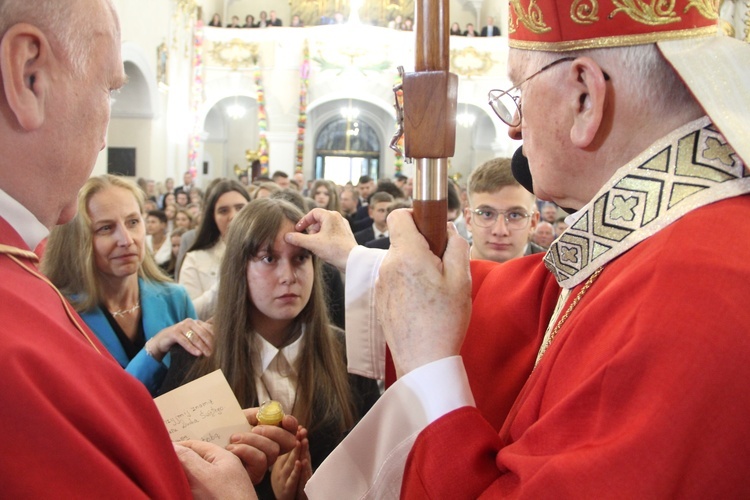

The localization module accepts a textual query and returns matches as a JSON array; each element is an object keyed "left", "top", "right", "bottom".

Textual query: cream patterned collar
[{"left": 545, "top": 117, "right": 750, "bottom": 289}]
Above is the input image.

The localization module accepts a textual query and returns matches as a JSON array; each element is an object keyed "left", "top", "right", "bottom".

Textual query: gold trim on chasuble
[
  {"left": 545, "top": 117, "right": 750, "bottom": 289},
  {"left": 0, "top": 243, "right": 103, "bottom": 354}
]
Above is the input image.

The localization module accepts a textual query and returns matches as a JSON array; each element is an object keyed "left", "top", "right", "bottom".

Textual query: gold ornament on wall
[
  {"left": 289, "top": 0, "right": 414, "bottom": 27},
  {"left": 175, "top": 0, "right": 198, "bottom": 17},
  {"left": 235, "top": 149, "right": 260, "bottom": 178},
  {"left": 450, "top": 47, "right": 495, "bottom": 78},
  {"left": 207, "top": 39, "right": 259, "bottom": 70},
  {"left": 156, "top": 41, "right": 169, "bottom": 87}
]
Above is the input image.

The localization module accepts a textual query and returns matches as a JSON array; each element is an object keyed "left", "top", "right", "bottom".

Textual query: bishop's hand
[{"left": 375, "top": 209, "right": 471, "bottom": 378}]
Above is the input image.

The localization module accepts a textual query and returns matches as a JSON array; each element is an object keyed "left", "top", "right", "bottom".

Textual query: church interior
[{"left": 104, "top": 0, "right": 749, "bottom": 186}]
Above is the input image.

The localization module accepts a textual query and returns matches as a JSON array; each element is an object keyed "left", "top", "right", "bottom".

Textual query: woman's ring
[{"left": 185, "top": 330, "right": 195, "bottom": 340}]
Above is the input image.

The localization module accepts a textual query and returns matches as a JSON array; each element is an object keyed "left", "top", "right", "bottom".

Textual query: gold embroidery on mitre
[
  {"left": 609, "top": 0, "right": 681, "bottom": 25},
  {"left": 509, "top": 0, "right": 552, "bottom": 34},
  {"left": 684, "top": 0, "right": 719, "bottom": 19},
  {"left": 508, "top": 25, "right": 717, "bottom": 51},
  {"left": 571, "top": 0, "right": 601, "bottom": 24},
  {"left": 719, "top": 19, "right": 735, "bottom": 36},
  {"left": 509, "top": 4, "right": 519, "bottom": 34}
]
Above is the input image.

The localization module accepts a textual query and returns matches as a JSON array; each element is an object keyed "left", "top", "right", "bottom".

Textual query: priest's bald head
[{"left": 0, "top": 0, "right": 125, "bottom": 227}]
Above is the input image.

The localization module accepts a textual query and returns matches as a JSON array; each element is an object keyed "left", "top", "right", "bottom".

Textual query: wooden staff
[
  {"left": 386, "top": 0, "right": 458, "bottom": 387},
  {"left": 401, "top": 0, "right": 457, "bottom": 256}
]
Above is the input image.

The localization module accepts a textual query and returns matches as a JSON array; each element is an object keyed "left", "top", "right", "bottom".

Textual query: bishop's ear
[
  {"left": 0, "top": 23, "right": 51, "bottom": 131},
  {"left": 568, "top": 57, "right": 609, "bottom": 149}
]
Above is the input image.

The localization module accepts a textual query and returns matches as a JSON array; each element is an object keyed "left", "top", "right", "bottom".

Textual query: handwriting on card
[{"left": 154, "top": 370, "right": 251, "bottom": 446}]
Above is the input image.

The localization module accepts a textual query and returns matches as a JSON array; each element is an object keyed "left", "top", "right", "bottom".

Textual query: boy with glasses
[{"left": 465, "top": 157, "right": 544, "bottom": 263}]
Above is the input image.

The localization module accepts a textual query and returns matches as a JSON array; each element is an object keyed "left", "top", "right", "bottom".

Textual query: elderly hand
[
  {"left": 271, "top": 426, "right": 312, "bottom": 500},
  {"left": 149, "top": 318, "right": 214, "bottom": 362},
  {"left": 227, "top": 408, "right": 300, "bottom": 485},
  {"left": 376, "top": 209, "right": 472, "bottom": 377},
  {"left": 174, "top": 440, "right": 257, "bottom": 500},
  {"left": 284, "top": 208, "right": 357, "bottom": 272}
]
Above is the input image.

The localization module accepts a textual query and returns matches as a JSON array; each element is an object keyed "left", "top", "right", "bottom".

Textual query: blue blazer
[{"left": 79, "top": 278, "right": 196, "bottom": 395}]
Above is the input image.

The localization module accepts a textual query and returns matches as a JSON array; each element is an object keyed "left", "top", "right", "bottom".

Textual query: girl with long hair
[
  {"left": 311, "top": 179, "right": 340, "bottom": 212},
  {"left": 163, "top": 198, "right": 378, "bottom": 498},
  {"left": 179, "top": 179, "right": 250, "bottom": 307}
]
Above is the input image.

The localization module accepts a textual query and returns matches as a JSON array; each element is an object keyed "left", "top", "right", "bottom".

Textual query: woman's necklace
[{"left": 110, "top": 303, "right": 140, "bottom": 318}]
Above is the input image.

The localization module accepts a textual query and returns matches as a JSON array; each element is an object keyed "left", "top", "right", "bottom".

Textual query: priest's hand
[
  {"left": 376, "top": 209, "right": 472, "bottom": 378},
  {"left": 174, "top": 440, "right": 257, "bottom": 500},
  {"left": 227, "top": 408, "right": 300, "bottom": 484},
  {"left": 271, "top": 426, "right": 312, "bottom": 500},
  {"left": 285, "top": 208, "right": 357, "bottom": 272}
]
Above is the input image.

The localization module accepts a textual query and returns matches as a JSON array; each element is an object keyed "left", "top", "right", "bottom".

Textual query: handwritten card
[{"left": 154, "top": 369, "right": 251, "bottom": 446}]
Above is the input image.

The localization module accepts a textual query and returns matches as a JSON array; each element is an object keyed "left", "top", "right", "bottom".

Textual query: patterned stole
[
  {"left": 545, "top": 117, "right": 750, "bottom": 289},
  {"left": 535, "top": 118, "right": 750, "bottom": 365}
]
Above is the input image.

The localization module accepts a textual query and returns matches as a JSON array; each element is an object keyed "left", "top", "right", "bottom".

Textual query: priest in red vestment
[
  {"left": 300, "top": 1, "right": 750, "bottom": 497},
  {"left": 0, "top": 1, "right": 293, "bottom": 497}
]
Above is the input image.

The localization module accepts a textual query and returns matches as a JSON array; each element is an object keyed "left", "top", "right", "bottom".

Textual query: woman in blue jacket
[{"left": 42, "top": 175, "right": 213, "bottom": 395}]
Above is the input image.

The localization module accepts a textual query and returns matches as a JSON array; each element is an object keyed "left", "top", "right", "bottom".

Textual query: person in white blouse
[
  {"left": 178, "top": 179, "right": 249, "bottom": 316},
  {"left": 162, "top": 198, "right": 379, "bottom": 498},
  {"left": 144, "top": 209, "right": 171, "bottom": 266}
]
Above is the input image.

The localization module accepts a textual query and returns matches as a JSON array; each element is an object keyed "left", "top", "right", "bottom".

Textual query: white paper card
[{"left": 154, "top": 369, "right": 251, "bottom": 446}]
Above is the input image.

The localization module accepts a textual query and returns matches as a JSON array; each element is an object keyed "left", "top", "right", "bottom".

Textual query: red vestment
[
  {"left": 0, "top": 218, "right": 191, "bottom": 498},
  {"left": 403, "top": 196, "right": 750, "bottom": 497},
  {"left": 463, "top": 255, "right": 559, "bottom": 430}
]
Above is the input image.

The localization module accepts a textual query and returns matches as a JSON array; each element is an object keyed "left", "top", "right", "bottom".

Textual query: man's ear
[
  {"left": 529, "top": 210, "right": 539, "bottom": 230},
  {"left": 463, "top": 206, "right": 473, "bottom": 230},
  {"left": 0, "top": 24, "right": 50, "bottom": 131},
  {"left": 567, "top": 57, "right": 608, "bottom": 149}
]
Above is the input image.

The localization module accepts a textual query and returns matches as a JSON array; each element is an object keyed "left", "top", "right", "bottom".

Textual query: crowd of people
[
  {"left": 137, "top": 167, "right": 563, "bottom": 269},
  {"left": 210, "top": 10, "right": 286, "bottom": 29},
  {"left": 206, "top": 11, "right": 504, "bottom": 35},
  {"left": 2, "top": 0, "right": 749, "bottom": 498},
  {"left": 449, "top": 16, "right": 501, "bottom": 37}
]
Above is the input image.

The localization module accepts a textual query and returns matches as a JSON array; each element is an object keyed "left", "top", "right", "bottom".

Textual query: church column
[{"left": 266, "top": 131, "right": 298, "bottom": 176}]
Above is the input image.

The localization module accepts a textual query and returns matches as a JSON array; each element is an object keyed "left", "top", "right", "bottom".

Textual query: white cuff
[
  {"left": 345, "top": 246, "right": 387, "bottom": 379},
  {"left": 306, "top": 356, "right": 473, "bottom": 499}
]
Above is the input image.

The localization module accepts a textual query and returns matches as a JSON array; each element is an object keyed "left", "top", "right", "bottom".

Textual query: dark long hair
[
  {"left": 188, "top": 198, "right": 355, "bottom": 434},
  {"left": 188, "top": 179, "right": 250, "bottom": 252}
]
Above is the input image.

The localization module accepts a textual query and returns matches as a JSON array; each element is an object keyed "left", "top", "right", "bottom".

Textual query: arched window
[{"left": 314, "top": 115, "right": 379, "bottom": 184}]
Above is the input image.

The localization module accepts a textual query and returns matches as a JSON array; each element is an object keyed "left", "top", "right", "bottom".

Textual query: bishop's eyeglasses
[
  {"left": 471, "top": 208, "right": 532, "bottom": 230},
  {"left": 488, "top": 56, "right": 609, "bottom": 127}
]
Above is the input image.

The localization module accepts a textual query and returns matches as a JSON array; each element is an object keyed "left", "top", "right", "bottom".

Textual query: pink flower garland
[
  {"left": 188, "top": 20, "right": 204, "bottom": 178},
  {"left": 254, "top": 67, "right": 269, "bottom": 176},
  {"left": 296, "top": 42, "right": 310, "bottom": 172}
]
